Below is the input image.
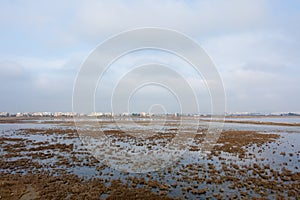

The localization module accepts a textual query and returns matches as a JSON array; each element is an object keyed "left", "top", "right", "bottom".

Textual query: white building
[
  {"left": 0, "top": 112, "right": 9, "bottom": 117},
  {"left": 65, "top": 112, "right": 77, "bottom": 117},
  {"left": 104, "top": 112, "right": 113, "bottom": 117},
  {"left": 31, "top": 112, "right": 43, "bottom": 117},
  {"left": 16, "top": 112, "right": 25, "bottom": 117},
  {"left": 54, "top": 112, "right": 63, "bottom": 117},
  {"left": 89, "top": 112, "right": 103, "bottom": 117}
]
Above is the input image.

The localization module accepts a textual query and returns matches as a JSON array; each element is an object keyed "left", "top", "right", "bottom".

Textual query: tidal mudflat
[{"left": 0, "top": 117, "right": 299, "bottom": 199}]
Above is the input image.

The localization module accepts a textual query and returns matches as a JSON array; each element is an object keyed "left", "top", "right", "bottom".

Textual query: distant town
[{"left": 0, "top": 111, "right": 300, "bottom": 118}]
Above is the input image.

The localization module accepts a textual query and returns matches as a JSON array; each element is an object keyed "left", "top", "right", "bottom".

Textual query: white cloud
[
  {"left": 0, "top": 0, "right": 267, "bottom": 45},
  {"left": 69, "top": 0, "right": 268, "bottom": 42},
  {"left": 0, "top": 61, "right": 25, "bottom": 79},
  {"left": 0, "top": 0, "right": 299, "bottom": 113}
]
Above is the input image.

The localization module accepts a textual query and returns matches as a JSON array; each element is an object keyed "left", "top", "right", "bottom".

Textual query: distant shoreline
[{"left": 1, "top": 115, "right": 300, "bottom": 127}]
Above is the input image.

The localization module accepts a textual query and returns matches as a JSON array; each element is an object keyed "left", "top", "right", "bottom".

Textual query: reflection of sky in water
[
  {"left": 204, "top": 117, "right": 300, "bottom": 123},
  {"left": 0, "top": 119, "right": 299, "bottom": 199},
  {"left": 0, "top": 123, "right": 55, "bottom": 130},
  {"left": 212, "top": 122, "right": 300, "bottom": 133}
]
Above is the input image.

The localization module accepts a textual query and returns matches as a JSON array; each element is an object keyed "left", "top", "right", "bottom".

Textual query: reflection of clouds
[
  {"left": 74, "top": 116, "right": 222, "bottom": 173},
  {"left": 78, "top": 119, "right": 197, "bottom": 173}
]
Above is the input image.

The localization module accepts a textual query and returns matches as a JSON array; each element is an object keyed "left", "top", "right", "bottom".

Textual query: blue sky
[{"left": 0, "top": 0, "right": 299, "bottom": 113}]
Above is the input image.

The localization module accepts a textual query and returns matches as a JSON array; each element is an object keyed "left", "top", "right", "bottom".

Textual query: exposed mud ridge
[
  {"left": 215, "top": 130, "right": 280, "bottom": 154},
  {"left": 101, "top": 129, "right": 177, "bottom": 147},
  {"left": 194, "top": 130, "right": 280, "bottom": 155},
  {"left": 19, "top": 128, "right": 77, "bottom": 135},
  {"left": 0, "top": 173, "right": 172, "bottom": 200}
]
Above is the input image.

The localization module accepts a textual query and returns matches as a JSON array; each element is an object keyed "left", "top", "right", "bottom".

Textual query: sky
[{"left": 0, "top": 0, "right": 299, "bottom": 114}]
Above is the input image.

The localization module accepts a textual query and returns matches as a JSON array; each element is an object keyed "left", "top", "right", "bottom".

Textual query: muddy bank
[
  {"left": 0, "top": 173, "right": 172, "bottom": 200},
  {"left": 0, "top": 124, "right": 299, "bottom": 199}
]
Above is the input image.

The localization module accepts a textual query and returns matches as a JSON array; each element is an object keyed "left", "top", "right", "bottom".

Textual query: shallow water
[
  {"left": 0, "top": 119, "right": 299, "bottom": 199},
  {"left": 204, "top": 116, "right": 300, "bottom": 124}
]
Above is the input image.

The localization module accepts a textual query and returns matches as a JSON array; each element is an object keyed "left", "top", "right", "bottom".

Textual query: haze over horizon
[{"left": 1, "top": 0, "right": 299, "bottom": 114}]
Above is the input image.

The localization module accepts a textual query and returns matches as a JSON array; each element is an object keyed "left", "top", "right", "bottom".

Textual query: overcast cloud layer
[{"left": 0, "top": 0, "right": 299, "bottom": 113}]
